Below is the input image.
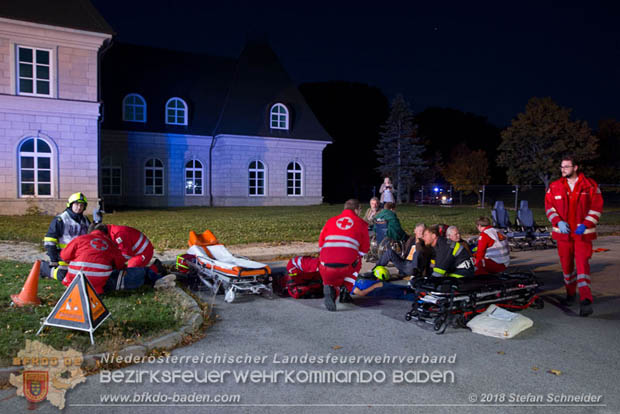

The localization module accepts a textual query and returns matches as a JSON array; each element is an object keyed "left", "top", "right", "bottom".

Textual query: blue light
[{"left": 433, "top": 187, "right": 439, "bottom": 192}]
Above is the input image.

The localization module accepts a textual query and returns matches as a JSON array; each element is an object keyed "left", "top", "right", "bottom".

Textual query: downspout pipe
[{"left": 97, "top": 37, "right": 113, "bottom": 214}]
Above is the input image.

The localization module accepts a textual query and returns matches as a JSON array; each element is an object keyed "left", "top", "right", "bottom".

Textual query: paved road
[{"left": 2, "top": 237, "right": 619, "bottom": 413}]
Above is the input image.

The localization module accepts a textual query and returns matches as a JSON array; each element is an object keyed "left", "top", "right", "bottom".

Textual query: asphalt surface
[{"left": 2, "top": 237, "right": 619, "bottom": 414}]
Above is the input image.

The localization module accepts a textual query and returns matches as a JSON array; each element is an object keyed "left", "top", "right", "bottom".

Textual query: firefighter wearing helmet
[{"left": 41, "top": 192, "right": 91, "bottom": 280}]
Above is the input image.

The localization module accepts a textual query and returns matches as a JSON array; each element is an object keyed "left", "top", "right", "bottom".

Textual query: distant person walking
[{"left": 545, "top": 155, "right": 603, "bottom": 317}]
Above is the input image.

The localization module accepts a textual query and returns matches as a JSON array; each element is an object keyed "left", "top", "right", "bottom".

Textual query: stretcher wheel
[
  {"left": 433, "top": 318, "right": 445, "bottom": 331},
  {"left": 531, "top": 297, "right": 544, "bottom": 309},
  {"left": 405, "top": 313, "right": 412, "bottom": 321},
  {"left": 224, "top": 288, "right": 236, "bottom": 303}
]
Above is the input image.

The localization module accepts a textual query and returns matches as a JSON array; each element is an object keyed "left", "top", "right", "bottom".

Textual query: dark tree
[{"left": 375, "top": 94, "right": 426, "bottom": 202}]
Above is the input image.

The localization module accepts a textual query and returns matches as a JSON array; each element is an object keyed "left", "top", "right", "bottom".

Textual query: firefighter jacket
[
  {"left": 431, "top": 237, "right": 475, "bottom": 278},
  {"left": 475, "top": 226, "right": 510, "bottom": 266},
  {"left": 60, "top": 230, "right": 126, "bottom": 294},
  {"left": 319, "top": 209, "right": 370, "bottom": 266},
  {"left": 545, "top": 173, "right": 604, "bottom": 242},
  {"left": 374, "top": 209, "right": 407, "bottom": 241},
  {"left": 43, "top": 208, "right": 90, "bottom": 265},
  {"left": 107, "top": 225, "right": 152, "bottom": 260}
]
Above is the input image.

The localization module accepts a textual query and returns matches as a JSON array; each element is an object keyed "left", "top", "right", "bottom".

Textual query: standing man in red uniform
[
  {"left": 318, "top": 199, "right": 370, "bottom": 311},
  {"left": 545, "top": 155, "right": 603, "bottom": 317}
]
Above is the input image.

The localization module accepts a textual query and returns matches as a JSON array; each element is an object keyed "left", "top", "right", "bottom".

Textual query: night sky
[{"left": 91, "top": 0, "right": 620, "bottom": 128}]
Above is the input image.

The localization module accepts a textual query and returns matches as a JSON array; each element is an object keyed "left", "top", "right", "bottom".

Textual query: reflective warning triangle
[{"left": 38, "top": 272, "right": 110, "bottom": 343}]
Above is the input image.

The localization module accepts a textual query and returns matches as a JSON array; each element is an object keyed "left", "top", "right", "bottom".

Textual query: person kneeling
[
  {"left": 41, "top": 223, "right": 174, "bottom": 293},
  {"left": 474, "top": 217, "right": 510, "bottom": 275}
]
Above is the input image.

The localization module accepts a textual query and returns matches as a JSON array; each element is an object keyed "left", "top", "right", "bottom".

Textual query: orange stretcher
[{"left": 186, "top": 230, "right": 272, "bottom": 302}]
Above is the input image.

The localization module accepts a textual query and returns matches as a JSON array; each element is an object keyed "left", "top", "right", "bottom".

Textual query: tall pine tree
[{"left": 375, "top": 94, "right": 426, "bottom": 202}]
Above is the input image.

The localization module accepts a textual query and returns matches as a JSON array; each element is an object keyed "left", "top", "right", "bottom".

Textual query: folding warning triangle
[{"left": 37, "top": 272, "right": 110, "bottom": 345}]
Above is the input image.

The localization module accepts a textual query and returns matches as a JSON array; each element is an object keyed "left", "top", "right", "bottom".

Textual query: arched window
[
  {"left": 270, "top": 103, "right": 289, "bottom": 130},
  {"left": 185, "top": 159, "right": 203, "bottom": 195},
  {"left": 123, "top": 93, "right": 146, "bottom": 122},
  {"left": 144, "top": 158, "right": 164, "bottom": 195},
  {"left": 248, "top": 160, "right": 266, "bottom": 196},
  {"left": 287, "top": 162, "right": 302, "bottom": 196},
  {"left": 166, "top": 97, "right": 188, "bottom": 125},
  {"left": 18, "top": 137, "right": 52, "bottom": 197}
]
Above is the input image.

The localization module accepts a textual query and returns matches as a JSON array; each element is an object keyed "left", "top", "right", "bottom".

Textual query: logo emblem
[
  {"left": 90, "top": 238, "right": 109, "bottom": 251},
  {"left": 23, "top": 371, "right": 48, "bottom": 403},
  {"left": 336, "top": 217, "right": 354, "bottom": 230}
]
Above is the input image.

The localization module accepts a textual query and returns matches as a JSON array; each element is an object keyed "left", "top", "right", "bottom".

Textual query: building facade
[{"left": 0, "top": 1, "right": 113, "bottom": 214}]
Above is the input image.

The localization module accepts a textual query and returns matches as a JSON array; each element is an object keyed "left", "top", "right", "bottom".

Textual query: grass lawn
[
  {"left": 0, "top": 261, "right": 183, "bottom": 366},
  {"left": 1, "top": 204, "right": 620, "bottom": 251}
]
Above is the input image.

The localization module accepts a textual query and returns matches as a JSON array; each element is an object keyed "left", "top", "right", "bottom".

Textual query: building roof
[
  {"left": 101, "top": 41, "right": 332, "bottom": 142},
  {"left": 0, "top": 0, "right": 114, "bottom": 35}
]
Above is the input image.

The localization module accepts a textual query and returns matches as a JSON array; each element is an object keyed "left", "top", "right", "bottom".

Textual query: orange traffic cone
[{"left": 11, "top": 260, "right": 42, "bottom": 307}]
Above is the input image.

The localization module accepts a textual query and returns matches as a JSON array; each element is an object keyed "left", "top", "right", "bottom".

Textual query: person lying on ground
[{"left": 349, "top": 266, "right": 414, "bottom": 301}]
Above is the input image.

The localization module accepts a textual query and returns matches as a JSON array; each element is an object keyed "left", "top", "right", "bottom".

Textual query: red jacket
[
  {"left": 545, "top": 173, "right": 603, "bottom": 242},
  {"left": 107, "top": 225, "right": 152, "bottom": 260},
  {"left": 60, "top": 230, "right": 127, "bottom": 294},
  {"left": 287, "top": 256, "right": 320, "bottom": 275},
  {"left": 318, "top": 209, "right": 370, "bottom": 266}
]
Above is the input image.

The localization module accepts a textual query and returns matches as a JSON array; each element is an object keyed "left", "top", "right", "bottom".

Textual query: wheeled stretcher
[
  {"left": 181, "top": 230, "right": 272, "bottom": 303},
  {"left": 405, "top": 271, "right": 544, "bottom": 334}
]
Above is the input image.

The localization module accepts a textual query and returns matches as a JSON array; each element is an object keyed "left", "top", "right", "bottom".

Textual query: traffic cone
[{"left": 11, "top": 260, "right": 42, "bottom": 307}]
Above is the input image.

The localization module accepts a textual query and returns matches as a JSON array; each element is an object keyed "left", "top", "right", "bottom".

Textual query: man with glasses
[{"left": 545, "top": 156, "right": 603, "bottom": 316}]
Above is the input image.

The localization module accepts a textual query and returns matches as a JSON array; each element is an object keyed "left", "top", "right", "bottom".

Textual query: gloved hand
[
  {"left": 575, "top": 224, "right": 587, "bottom": 235},
  {"left": 558, "top": 221, "right": 570, "bottom": 234}
]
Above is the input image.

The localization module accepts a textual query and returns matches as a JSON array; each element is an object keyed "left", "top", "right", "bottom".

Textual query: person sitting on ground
[
  {"left": 474, "top": 216, "right": 510, "bottom": 275},
  {"left": 376, "top": 223, "right": 431, "bottom": 277},
  {"left": 424, "top": 225, "right": 475, "bottom": 278},
  {"left": 379, "top": 177, "right": 395, "bottom": 205},
  {"left": 373, "top": 202, "right": 408, "bottom": 242},
  {"left": 350, "top": 266, "right": 414, "bottom": 301},
  {"left": 364, "top": 197, "right": 381, "bottom": 224},
  {"left": 42, "top": 223, "right": 175, "bottom": 293},
  {"left": 446, "top": 225, "right": 472, "bottom": 255}
]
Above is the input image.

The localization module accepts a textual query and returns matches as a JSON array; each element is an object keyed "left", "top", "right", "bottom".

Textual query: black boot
[
  {"left": 323, "top": 285, "right": 337, "bottom": 311},
  {"left": 561, "top": 294, "right": 576, "bottom": 306},
  {"left": 339, "top": 286, "right": 353, "bottom": 303},
  {"left": 579, "top": 299, "right": 593, "bottom": 317},
  {"left": 152, "top": 258, "right": 167, "bottom": 276}
]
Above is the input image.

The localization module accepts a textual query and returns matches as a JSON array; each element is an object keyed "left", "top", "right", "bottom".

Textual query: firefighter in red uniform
[
  {"left": 474, "top": 216, "right": 510, "bottom": 275},
  {"left": 318, "top": 199, "right": 370, "bottom": 311},
  {"left": 545, "top": 156, "right": 603, "bottom": 317},
  {"left": 106, "top": 224, "right": 154, "bottom": 267}
]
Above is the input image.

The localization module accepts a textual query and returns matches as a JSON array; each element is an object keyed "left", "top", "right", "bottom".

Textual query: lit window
[
  {"left": 102, "top": 166, "right": 122, "bottom": 196},
  {"left": 145, "top": 158, "right": 164, "bottom": 195},
  {"left": 17, "top": 46, "right": 52, "bottom": 96},
  {"left": 249, "top": 160, "right": 265, "bottom": 196},
  {"left": 185, "top": 159, "right": 203, "bottom": 196},
  {"left": 18, "top": 137, "right": 52, "bottom": 197},
  {"left": 270, "top": 103, "right": 289, "bottom": 130},
  {"left": 287, "top": 162, "right": 302, "bottom": 196},
  {"left": 123, "top": 94, "right": 147, "bottom": 122},
  {"left": 166, "top": 97, "right": 188, "bottom": 125}
]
